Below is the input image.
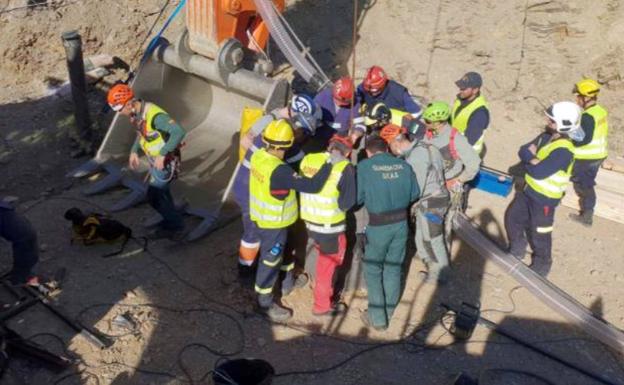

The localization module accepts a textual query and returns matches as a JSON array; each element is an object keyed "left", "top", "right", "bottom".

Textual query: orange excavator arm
[{"left": 186, "top": 0, "right": 285, "bottom": 59}]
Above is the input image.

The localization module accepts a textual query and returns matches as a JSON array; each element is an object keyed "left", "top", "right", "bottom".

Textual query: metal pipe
[
  {"left": 453, "top": 213, "right": 624, "bottom": 354},
  {"left": 61, "top": 30, "right": 92, "bottom": 147}
]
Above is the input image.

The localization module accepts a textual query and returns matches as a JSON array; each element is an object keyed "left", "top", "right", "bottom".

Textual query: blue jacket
[
  {"left": 314, "top": 88, "right": 365, "bottom": 141},
  {"left": 357, "top": 80, "right": 421, "bottom": 116}
]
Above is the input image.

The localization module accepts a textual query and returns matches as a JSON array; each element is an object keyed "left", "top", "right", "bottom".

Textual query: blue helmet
[{"left": 290, "top": 94, "right": 318, "bottom": 135}]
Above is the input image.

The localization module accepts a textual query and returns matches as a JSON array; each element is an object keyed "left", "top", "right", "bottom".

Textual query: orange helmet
[
  {"left": 332, "top": 77, "right": 355, "bottom": 106},
  {"left": 329, "top": 133, "right": 353, "bottom": 150},
  {"left": 107, "top": 83, "right": 134, "bottom": 111},
  {"left": 363, "top": 65, "right": 388, "bottom": 94},
  {"left": 379, "top": 123, "right": 405, "bottom": 143}
]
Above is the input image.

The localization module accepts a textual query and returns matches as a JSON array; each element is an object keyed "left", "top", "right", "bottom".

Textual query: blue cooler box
[{"left": 468, "top": 167, "right": 513, "bottom": 197}]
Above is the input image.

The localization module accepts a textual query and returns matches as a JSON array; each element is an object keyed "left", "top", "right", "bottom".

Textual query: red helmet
[
  {"left": 329, "top": 133, "right": 353, "bottom": 150},
  {"left": 107, "top": 83, "right": 134, "bottom": 111},
  {"left": 363, "top": 65, "right": 388, "bottom": 94},
  {"left": 332, "top": 77, "right": 355, "bottom": 106}
]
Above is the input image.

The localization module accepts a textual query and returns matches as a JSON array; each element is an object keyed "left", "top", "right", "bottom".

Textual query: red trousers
[{"left": 313, "top": 233, "right": 346, "bottom": 313}]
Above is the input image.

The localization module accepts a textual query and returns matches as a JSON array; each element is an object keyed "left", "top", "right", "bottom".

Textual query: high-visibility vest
[
  {"left": 139, "top": 103, "right": 167, "bottom": 157},
  {"left": 451, "top": 95, "right": 489, "bottom": 154},
  {"left": 249, "top": 148, "right": 298, "bottom": 229},
  {"left": 575, "top": 104, "right": 608, "bottom": 160},
  {"left": 525, "top": 139, "right": 575, "bottom": 200},
  {"left": 390, "top": 108, "right": 409, "bottom": 127},
  {"left": 299, "top": 152, "right": 349, "bottom": 233}
]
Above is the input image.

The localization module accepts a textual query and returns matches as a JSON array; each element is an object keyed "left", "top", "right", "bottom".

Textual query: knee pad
[{"left": 239, "top": 240, "right": 260, "bottom": 266}]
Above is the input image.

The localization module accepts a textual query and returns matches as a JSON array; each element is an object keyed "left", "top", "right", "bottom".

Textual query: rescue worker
[
  {"left": 357, "top": 135, "right": 419, "bottom": 330},
  {"left": 421, "top": 102, "right": 480, "bottom": 247},
  {"left": 364, "top": 102, "right": 424, "bottom": 139},
  {"left": 0, "top": 199, "right": 40, "bottom": 286},
  {"left": 451, "top": 71, "right": 490, "bottom": 156},
  {"left": 299, "top": 133, "right": 356, "bottom": 316},
  {"left": 314, "top": 77, "right": 366, "bottom": 148},
  {"left": 380, "top": 124, "right": 450, "bottom": 284},
  {"left": 505, "top": 101, "right": 581, "bottom": 276},
  {"left": 235, "top": 94, "right": 321, "bottom": 279},
  {"left": 569, "top": 78, "right": 609, "bottom": 227},
  {"left": 357, "top": 65, "right": 422, "bottom": 118},
  {"left": 249, "top": 119, "right": 332, "bottom": 321},
  {"left": 107, "top": 84, "right": 186, "bottom": 240}
]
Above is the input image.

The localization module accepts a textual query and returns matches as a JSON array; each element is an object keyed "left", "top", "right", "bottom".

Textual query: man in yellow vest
[
  {"left": 107, "top": 84, "right": 186, "bottom": 240},
  {"left": 451, "top": 72, "right": 490, "bottom": 157},
  {"left": 299, "top": 133, "right": 356, "bottom": 317},
  {"left": 505, "top": 101, "right": 581, "bottom": 276},
  {"left": 569, "top": 78, "right": 609, "bottom": 227},
  {"left": 249, "top": 119, "right": 332, "bottom": 321}
]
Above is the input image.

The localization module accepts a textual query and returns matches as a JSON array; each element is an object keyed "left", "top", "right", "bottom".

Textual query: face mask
[{"left": 568, "top": 127, "right": 586, "bottom": 142}]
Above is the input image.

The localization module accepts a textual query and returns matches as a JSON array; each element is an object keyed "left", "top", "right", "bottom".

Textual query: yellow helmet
[
  {"left": 262, "top": 119, "right": 294, "bottom": 149},
  {"left": 574, "top": 78, "right": 600, "bottom": 97}
]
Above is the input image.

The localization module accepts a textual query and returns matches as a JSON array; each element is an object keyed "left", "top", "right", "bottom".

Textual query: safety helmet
[
  {"left": 290, "top": 94, "right": 316, "bottom": 116},
  {"left": 545, "top": 101, "right": 582, "bottom": 133},
  {"left": 422, "top": 101, "right": 451, "bottom": 123},
  {"left": 262, "top": 119, "right": 294, "bottom": 149},
  {"left": 365, "top": 102, "right": 391, "bottom": 127},
  {"left": 333, "top": 77, "right": 355, "bottom": 106},
  {"left": 379, "top": 124, "right": 406, "bottom": 143},
  {"left": 574, "top": 78, "right": 600, "bottom": 97},
  {"left": 107, "top": 83, "right": 134, "bottom": 111},
  {"left": 363, "top": 65, "right": 388, "bottom": 93},
  {"left": 329, "top": 133, "right": 354, "bottom": 151}
]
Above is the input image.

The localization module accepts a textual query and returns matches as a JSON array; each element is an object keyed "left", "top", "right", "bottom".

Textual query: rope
[{"left": 348, "top": 0, "right": 359, "bottom": 132}]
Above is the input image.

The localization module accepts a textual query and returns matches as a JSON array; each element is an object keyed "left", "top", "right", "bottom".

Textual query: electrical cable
[
  {"left": 128, "top": 0, "right": 172, "bottom": 74},
  {"left": 479, "top": 368, "right": 557, "bottom": 385}
]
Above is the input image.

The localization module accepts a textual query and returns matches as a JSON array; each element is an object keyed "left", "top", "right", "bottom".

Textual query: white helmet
[{"left": 545, "top": 101, "right": 582, "bottom": 133}]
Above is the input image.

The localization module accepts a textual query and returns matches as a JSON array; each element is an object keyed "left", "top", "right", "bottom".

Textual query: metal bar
[
  {"left": 453, "top": 213, "right": 624, "bottom": 353},
  {"left": 2, "top": 327, "right": 72, "bottom": 372}
]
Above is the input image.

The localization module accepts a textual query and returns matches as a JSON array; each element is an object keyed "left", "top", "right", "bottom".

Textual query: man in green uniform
[{"left": 357, "top": 135, "right": 419, "bottom": 330}]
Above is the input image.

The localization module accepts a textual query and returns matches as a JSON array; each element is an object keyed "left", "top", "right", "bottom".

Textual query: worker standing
[
  {"left": 314, "top": 77, "right": 366, "bottom": 148},
  {"left": 107, "top": 84, "right": 186, "bottom": 240},
  {"left": 380, "top": 124, "right": 450, "bottom": 284},
  {"left": 421, "top": 102, "right": 480, "bottom": 247},
  {"left": 299, "top": 134, "right": 356, "bottom": 316},
  {"left": 357, "top": 135, "right": 419, "bottom": 330},
  {"left": 357, "top": 65, "right": 422, "bottom": 118},
  {"left": 250, "top": 119, "right": 331, "bottom": 321},
  {"left": 450, "top": 72, "right": 490, "bottom": 157},
  {"left": 235, "top": 95, "right": 320, "bottom": 279},
  {"left": 569, "top": 79, "right": 609, "bottom": 227},
  {"left": 505, "top": 102, "right": 581, "bottom": 276},
  {"left": 0, "top": 199, "right": 40, "bottom": 286}
]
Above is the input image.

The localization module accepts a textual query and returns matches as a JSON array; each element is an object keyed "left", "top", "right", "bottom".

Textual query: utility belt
[
  {"left": 148, "top": 148, "right": 182, "bottom": 182},
  {"left": 305, "top": 220, "right": 346, "bottom": 235},
  {"left": 368, "top": 208, "right": 407, "bottom": 226}
]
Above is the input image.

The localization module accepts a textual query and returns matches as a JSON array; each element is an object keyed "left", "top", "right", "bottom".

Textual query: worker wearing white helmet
[{"left": 505, "top": 101, "right": 581, "bottom": 276}]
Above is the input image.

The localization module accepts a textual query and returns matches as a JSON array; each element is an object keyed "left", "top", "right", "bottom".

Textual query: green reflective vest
[
  {"left": 451, "top": 95, "right": 489, "bottom": 154},
  {"left": 299, "top": 152, "right": 349, "bottom": 233},
  {"left": 139, "top": 103, "right": 167, "bottom": 157},
  {"left": 575, "top": 104, "right": 608, "bottom": 160},
  {"left": 390, "top": 108, "right": 409, "bottom": 127},
  {"left": 249, "top": 149, "right": 298, "bottom": 229},
  {"left": 525, "top": 139, "right": 575, "bottom": 200}
]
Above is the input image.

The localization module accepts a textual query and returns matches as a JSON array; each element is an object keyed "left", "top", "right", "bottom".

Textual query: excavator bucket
[{"left": 69, "top": 33, "right": 288, "bottom": 241}]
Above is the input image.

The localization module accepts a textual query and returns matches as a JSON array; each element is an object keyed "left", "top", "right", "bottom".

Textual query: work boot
[
  {"left": 282, "top": 273, "right": 309, "bottom": 297},
  {"left": 568, "top": 210, "right": 593, "bottom": 227},
  {"left": 359, "top": 310, "right": 387, "bottom": 331},
  {"left": 312, "top": 302, "right": 348, "bottom": 317},
  {"left": 258, "top": 303, "right": 292, "bottom": 322}
]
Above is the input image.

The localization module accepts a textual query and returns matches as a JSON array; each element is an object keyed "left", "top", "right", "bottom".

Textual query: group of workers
[{"left": 1, "top": 67, "right": 607, "bottom": 332}]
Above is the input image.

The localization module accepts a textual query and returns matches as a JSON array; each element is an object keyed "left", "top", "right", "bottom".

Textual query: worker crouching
[
  {"left": 249, "top": 119, "right": 331, "bottom": 322},
  {"left": 299, "top": 134, "right": 356, "bottom": 317}
]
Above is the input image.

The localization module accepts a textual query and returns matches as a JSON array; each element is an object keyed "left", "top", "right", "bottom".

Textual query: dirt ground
[{"left": 1, "top": 1, "right": 624, "bottom": 384}]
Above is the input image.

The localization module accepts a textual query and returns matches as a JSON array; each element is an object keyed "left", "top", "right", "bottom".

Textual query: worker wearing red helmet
[
  {"left": 357, "top": 65, "right": 422, "bottom": 119},
  {"left": 107, "top": 83, "right": 186, "bottom": 239},
  {"left": 313, "top": 77, "right": 366, "bottom": 150}
]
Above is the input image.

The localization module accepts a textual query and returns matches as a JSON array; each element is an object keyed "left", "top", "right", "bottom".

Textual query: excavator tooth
[
  {"left": 108, "top": 176, "right": 147, "bottom": 212},
  {"left": 82, "top": 163, "right": 124, "bottom": 196}
]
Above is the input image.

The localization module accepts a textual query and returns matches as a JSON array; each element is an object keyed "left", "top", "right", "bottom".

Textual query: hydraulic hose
[{"left": 254, "top": 0, "right": 330, "bottom": 91}]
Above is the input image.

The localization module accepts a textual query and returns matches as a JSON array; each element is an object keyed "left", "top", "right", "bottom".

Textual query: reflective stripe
[
  {"left": 575, "top": 105, "right": 608, "bottom": 160},
  {"left": 305, "top": 222, "right": 346, "bottom": 234},
  {"left": 300, "top": 206, "right": 343, "bottom": 217},
  {"left": 239, "top": 258, "right": 254, "bottom": 266},
  {"left": 451, "top": 95, "right": 489, "bottom": 134},
  {"left": 525, "top": 139, "right": 574, "bottom": 200},
  {"left": 250, "top": 196, "right": 283, "bottom": 212},
  {"left": 249, "top": 208, "right": 298, "bottom": 223},
  {"left": 242, "top": 159, "right": 251, "bottom": 169},
  {"left": 300, "top": 194, "right": 336, "bottom": 205},
  {"left": 330, "top": 121, "right": 342, "bottom": 129},
  {"left": 250, "top": 145, "right": 260, "bottom": 153},
  {"left": 353, "top": 116, "right": 365, "bottom": 124},
  {"left": 285, "top": 151, "right": 304, "bottom": 164},
  {"left": 139, "top": 103, "right": 168, "bottom": 157},
  {"left": 240, "top": 240, "right": 260, "bottom": 248},
  {"left": 536, "top": 226, "right": 553, "bottom": 234},
  {"left": 263, "top": 257, "right": 282, "bottom": 267},
  {"left": 255, "top": 285, "right": 273, "bottom": 294},
  {"left": 280, "top": 262, "right": 295, "bottom": 272}
]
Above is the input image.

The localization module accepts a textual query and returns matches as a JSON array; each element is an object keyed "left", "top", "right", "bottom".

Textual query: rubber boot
[
  {"left": 568, "top": 209, "right": 593, "bottom": 227},
  {"left": 259, "top": 303, "right": 292, "bottom": 322}
]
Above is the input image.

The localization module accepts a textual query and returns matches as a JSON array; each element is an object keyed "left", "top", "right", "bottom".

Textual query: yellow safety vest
[
  {"left": 139, "top": 103, "right": 167, "bottom": 157},
  {"left": 525, "top": 139, "right": 575, "bottom": 200},
  {"left": 249, "top": 148, "right": 298, "bottom": 229},
  {"left": 451, "top": 95, "right": 489, "bottom": 154},
  {"left": 575, "top": 104, "right": 608, "bottom": 160},
  {"left": 299, "top": 152, "right": 349, "bottom": 233},
  {"left": 390, "top": 108, "right": 409, "bottom": 127}
]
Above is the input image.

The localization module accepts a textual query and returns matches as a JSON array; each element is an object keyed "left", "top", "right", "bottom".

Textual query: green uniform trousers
[{"left": 363, "top": 221, "right": 408, "bottom": 328}]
